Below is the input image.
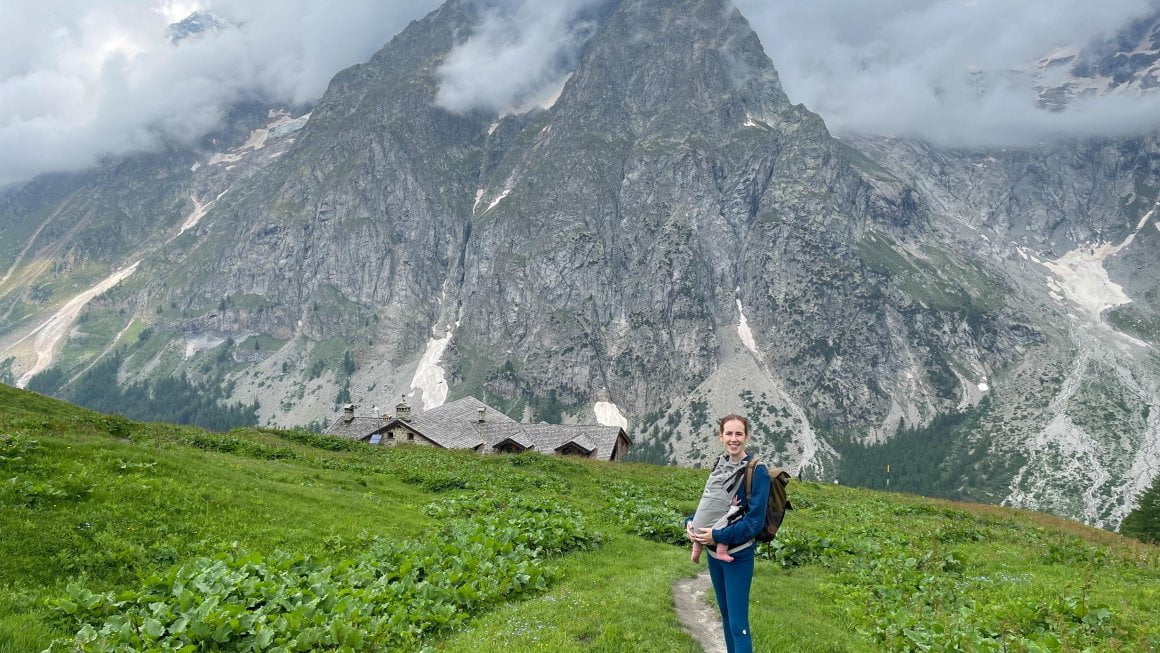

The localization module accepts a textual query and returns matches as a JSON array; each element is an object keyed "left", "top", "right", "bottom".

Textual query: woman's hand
[
  {"left": 685, "top": 521, "right": 697, "bottom": 542},
  {"left": 693, "top": 527, "right": 716, "bottom": 546}
]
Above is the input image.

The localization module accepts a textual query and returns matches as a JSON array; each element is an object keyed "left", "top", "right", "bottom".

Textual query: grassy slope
[{"left": 1, "top": 383, "right": 1158, "bottom": 652}]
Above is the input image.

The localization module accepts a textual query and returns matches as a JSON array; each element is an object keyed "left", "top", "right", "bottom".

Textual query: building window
[
  {"left": 407, "top": 432, "right": 414, "bottom": 441},
  {"left": 369, "top": 433, "right": 382, "bottom": 445}
]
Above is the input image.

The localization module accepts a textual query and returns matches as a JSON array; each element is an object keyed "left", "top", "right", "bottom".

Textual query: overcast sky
[
  {"left": 0, "top": 0, "right": 440, "bottom": 187},
  {"left": 736, "top": 0, "right": 1160, "bottom": 147},
  {"left": 2, "top": 0, "right": 1160, "bottom": 187}
]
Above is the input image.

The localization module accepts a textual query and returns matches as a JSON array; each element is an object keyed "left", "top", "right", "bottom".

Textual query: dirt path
[{"left": 672, "top": 570, "right": 725, "bottom": 653}]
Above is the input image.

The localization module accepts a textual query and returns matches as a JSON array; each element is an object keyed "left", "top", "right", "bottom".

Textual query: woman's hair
[{"left": 717, "top": 414, "right": 749, "bottom": 436}]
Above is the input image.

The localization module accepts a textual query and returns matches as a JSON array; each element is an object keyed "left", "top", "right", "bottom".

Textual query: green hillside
[{"left": 1, "top": 384, "right": 1157, "bottom": 652}]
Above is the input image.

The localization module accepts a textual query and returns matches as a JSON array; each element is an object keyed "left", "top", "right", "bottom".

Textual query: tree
[{"left": 1120, "top": 474, "right": 1160, "bottom": 544}]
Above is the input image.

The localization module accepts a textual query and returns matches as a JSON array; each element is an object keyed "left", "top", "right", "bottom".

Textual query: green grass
[
  {"left": 304, "top": 335, "right": 354, "bottom": 380},
  {"left": 839, "top": 142, "right": 901, "bottom": 183},
  {"left": 856, "top": 231, "right": 1010, "bottom": 313},
  {"left": 50, "top": 308, "right": 133, "bottom": 372},
  {"left": 1107, "top": 305, "right": 1160, "bottom": 345},
  {"left": 436, "top": 535, "right": 701, "bottom": 652},
  {"left": 1, "top": 384, "right": 1158, "bottom": 652},
  {"left": 751, "top": 566, "right": 863, "bottom": 652},
  {"left": 238, "top": 333, "right": 287, "bottom": 353}
]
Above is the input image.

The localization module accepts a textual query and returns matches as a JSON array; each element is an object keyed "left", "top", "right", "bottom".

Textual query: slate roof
[
  {"left": 324, "top": 396, "right": 630, "bottom": 460},
  {"left": 406, "top": 396, "right": 514, "bottom": 449},
  {"left": 476, "top": 422, "right": 533, "bottom": 449},
  {"left": 326, "top": 416, "right": 388, "bottom": 440},
  {"left": 521, "top": 424, "right": 625, "bottom": 460}
]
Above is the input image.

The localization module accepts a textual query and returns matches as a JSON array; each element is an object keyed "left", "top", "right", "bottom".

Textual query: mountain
[
  {"left": 167, "top": 10, "right": 230, "bottom": 44},
  {"left": 1032, "top": 10, "right": 1160, "bottom": 110},
  {"left": 0, "top": 0, "right": 1158, "bottom": 529}
]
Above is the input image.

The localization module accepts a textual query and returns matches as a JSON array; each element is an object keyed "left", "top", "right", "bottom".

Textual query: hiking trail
[{"left": 672, "top": 570, "right": 725, "bottom": 653}]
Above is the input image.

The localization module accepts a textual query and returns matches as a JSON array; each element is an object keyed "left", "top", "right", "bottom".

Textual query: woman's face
[{"left": 718, "top": 418, "right": 748, "bottom": 458}]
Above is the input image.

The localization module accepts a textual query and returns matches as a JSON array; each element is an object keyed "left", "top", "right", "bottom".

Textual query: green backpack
[{"left": 744, "top": 458, "right": 792, "bottom": 542}]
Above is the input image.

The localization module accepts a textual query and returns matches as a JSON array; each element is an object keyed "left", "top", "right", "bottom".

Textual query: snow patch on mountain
[
  {"left": 208, "top": 151, "right": 245, "bottom": 166},
  {"left": 409, "top": 322, "right": 458, "bottom": 410},
  {"left": 269, "top": 113, "right": 310, "bottom": 138},
  {"left": 1043, "top": 247, "right": 1133, "bottom": 319},
  {"left": 178, "top": 195, "right": 211, "bottom": 236},
  {"left": 1042, "top": 199, "right": 1158, "bottom": 321},
  {"left": 484, "top": 188, "right": 512, "bottom": 213},
  {"left": 594, "top": 401, "right": 628, "bottom": 429},
  {"left": 742, "top": 113, "right": 768, "bottom": 128},
  {"left": 184, "top": 334, "right": 227, "bottom": 358},
  {"left": 1016, "top": 246, "right": 1044, "bottom": 264},
  {"left": 736, "top": 298, "right": 758, "bottom": 354},
  {"left": 208, "top": 111, "right": 310, "bottom": 166}
]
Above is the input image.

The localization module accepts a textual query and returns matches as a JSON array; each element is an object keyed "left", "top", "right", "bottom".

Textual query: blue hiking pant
[{"left": 707, "top": 549, "right": 755, "bottom": 653}]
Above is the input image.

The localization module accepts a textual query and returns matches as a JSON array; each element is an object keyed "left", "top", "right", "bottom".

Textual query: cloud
[
  {"left": 434, "top": 0, "right": 606, "bottom": 115},
  {"left": 734, "top": 0, "right": 1160, "bottom": 147},
  {"left": 8, "top": 0, "right": 1160, "bottom": 186},
  {"left": 0, "top": 0, "right": 441, "bottom": 187}
]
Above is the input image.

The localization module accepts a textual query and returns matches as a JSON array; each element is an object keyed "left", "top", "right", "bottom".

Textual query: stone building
[{"left": 324, "top": 396, "right": 631, "bottom": 461}]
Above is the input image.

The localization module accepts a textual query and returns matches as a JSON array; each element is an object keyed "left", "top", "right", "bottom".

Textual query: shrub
[
  {"left": 47, "top": 506, "right": 600, "bottom": 651},
  {"left": 608, "top": 493, "right": 689, "bottom": 546}
]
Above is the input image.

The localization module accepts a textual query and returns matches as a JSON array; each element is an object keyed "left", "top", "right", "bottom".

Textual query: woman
[{"left": 687, "top": 414, "right": 770, "bottom": 653}]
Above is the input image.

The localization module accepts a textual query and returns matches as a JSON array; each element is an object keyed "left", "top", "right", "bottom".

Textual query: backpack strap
[
  {"left": 745, "top": 458, "right": 793, "bottom": 541},
  {"left": 745, "top": 458, "right": 793, "bottom": 511},
  {"left": 744, "top": 457, "right": 764, "bottom": 497}
]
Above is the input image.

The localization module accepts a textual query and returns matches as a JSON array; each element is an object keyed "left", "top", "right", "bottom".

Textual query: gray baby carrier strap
[{"left": 710, "top": 455, "right": 748, "bottom": 498}]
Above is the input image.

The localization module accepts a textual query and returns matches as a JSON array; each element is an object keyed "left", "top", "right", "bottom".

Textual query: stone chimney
[
  {"left": 396, "top": 396, "right": 412, "bottom": 422},
  {"left": 342, "top": 404, "right": 355, "bottom": 423},
  {"left": 477, "top": 406, "right": 486, "bottom": 423}
]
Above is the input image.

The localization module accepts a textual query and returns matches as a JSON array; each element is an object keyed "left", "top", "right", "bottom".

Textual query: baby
[{"left": 688, "top": 455, "right": 747, "bottom": 563}]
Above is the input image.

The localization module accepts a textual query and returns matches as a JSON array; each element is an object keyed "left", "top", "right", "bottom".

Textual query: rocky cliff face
[
  {"left": 846, "top": 133, "right": 1160, "bottom": 527},
  {"left": 1032, "top": 10, "right": 1160, "bottom": 110},
  {"left": 443, "top": 0, "right": 1037, "bottom": 478},
  {"left": 1, "top": 0, "right": 1157, "bottom": 527}
]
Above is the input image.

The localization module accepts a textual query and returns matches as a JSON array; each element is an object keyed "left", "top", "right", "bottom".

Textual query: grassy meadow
[{"left": 1, "top": 383, "right": 1158, "bottom": 652}]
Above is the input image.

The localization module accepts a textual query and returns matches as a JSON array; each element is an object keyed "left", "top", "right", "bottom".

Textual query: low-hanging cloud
[
  {"left": 9, "top": 0, "right": 1160, "bottom": 187},
  {"left": 734, "top": 0, "right": 1160, "bottom": 148},
  {"left": 435, "top": 0, "right": 606, "bottom": 115},
  {"left": 0, "top": 0, "right": 441, "bottom": 187}
]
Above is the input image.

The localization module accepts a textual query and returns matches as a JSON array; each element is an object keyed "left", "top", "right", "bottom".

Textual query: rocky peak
[
  {"left": 167, "top": 11, "right": 229, "bottom": 45},
  {"left": 1033, "top": 10, "right": 1160, "bottom": 110},
  {"left": 555, "top": 0, "right": 791, "bottom": 139}
]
